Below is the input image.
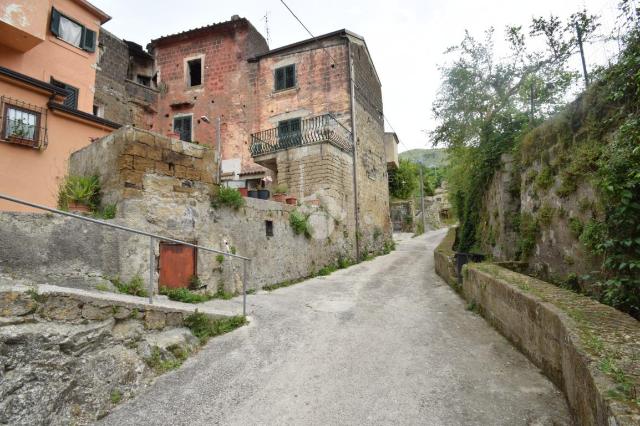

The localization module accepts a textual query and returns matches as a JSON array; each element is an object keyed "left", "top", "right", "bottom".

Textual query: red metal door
[{"left": 159, "top": 243, "right": 196, "bottom": 289}]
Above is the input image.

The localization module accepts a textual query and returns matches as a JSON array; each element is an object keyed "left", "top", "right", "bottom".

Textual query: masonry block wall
[
  {"left": 95, "top": 29, "right": 158, "bottom": 129},
  {"left": 150, "top": 18, "right": 268, "bottom": 169},
  {"left": 69, "top": 126, "right": 216, "bottom": 207}
]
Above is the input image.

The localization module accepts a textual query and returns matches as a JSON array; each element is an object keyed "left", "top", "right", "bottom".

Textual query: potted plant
[
  {"left": 258, "top": 176, "right": 272, "bottom": 200},
  {"left": 285, "top": 195, "right": 297, "bottom": 205},
  {"left": 59, "top": 175, "right": 100, "bottom": 213},
  {"left": 238, "top": 188, "right": 249, "bottom": 197},
  {"left": 272, "top": 183, "right": 288, "bottom": 203}
]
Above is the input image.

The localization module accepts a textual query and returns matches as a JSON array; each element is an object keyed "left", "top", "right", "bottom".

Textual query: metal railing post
[
  {"left": 242, "top": 259, "right": 248, "bottom": 317},
  {"left": 148, "top": 236, "right": 154, "bottom": 304}
]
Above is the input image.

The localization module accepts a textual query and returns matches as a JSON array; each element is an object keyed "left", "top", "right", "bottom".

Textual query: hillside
[{"left": 399, "top": 148, "right": 448, "bottom": 168}]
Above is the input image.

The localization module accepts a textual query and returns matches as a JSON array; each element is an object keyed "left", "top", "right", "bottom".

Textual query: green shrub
[
  {"left": 57, "top": 175, "right": 101, "bottom": 210},
  {"left": 517, "top": 213, "right": 538, "bottom": 260},
  {"left": 568, "top": 217, "right": 584, "bottom": 238},
  {"left": 111, "top": 275, "right": 147, "bottom": 297},
  {"left": 289, "top": 210, "right": 311, "bottom": 237},
  {"left": 216, "top": 254, "right": 225, "bottom": 263},
  {"left": 579, "top": 220, "right": 607, "bottom": 253},
  {"left": 535, "top": 166, "right": 554, "bottom": 191},
  {"left": 183, "top": 311, "right": 247, "bottom": 344},
  {"left": 212, "top": 187, "right": 245, "bottom": 210},
  {"left": 337, "top": 256, "right": 353, "bottom": 269},
  {"left": 318, "top": 264, "right": 337, "bottom": 276},
  {"left": 93, "top": 203, "right": 117, "bottom": 219},
  {"left": 189, "top": 275, "right": 203, "bottom": 290},
  {"left": 160, "top": 286, "right": 214, "bottom": 303},
  {"left": 537, "top": 203, "right": 555, "bottom": 227},
  {"left": 383, "top": 239, "right": 396, "bottom": 254}
]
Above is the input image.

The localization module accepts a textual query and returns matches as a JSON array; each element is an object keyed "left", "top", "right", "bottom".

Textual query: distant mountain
[{"left": 399, "top": 148, "right": 448, "bottom": 168}]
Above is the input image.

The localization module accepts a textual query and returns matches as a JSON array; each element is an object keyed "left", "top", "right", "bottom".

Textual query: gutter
[
  {"left": 0, "top": 66, "right": 67, "bottom": 98},
  {"left": 47, "top": 102, "right": 121, "bottom": 129}
]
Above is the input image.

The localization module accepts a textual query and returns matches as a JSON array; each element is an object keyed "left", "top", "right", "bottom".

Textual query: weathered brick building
[
  {"left": 248, "top": 30, "right": 392, "bottom": 254},
  {"left": 94, "top": 19, "right": 392, "bottom": 256}
]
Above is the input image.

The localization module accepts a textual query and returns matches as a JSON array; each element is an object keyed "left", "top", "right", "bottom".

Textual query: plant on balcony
[
  {"left": 57, "top": 175, "right": 101, "bottom": 213},
  {"left": 289, "top": 209, "right": 312, "bottom": 238},
  {"left": 211, "top": 187, "right": 245, "bottom": 210},
  {"left": 272, "top": 183, "right": 288, "bottom": 203}
]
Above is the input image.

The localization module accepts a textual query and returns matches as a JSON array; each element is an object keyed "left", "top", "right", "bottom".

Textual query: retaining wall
[{"left": 434, "top": 232, "right": 640, "bottom": 425}]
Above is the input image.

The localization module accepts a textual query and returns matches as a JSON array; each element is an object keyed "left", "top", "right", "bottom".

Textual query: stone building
[
  {"left": 93, "top": 29, "right": 158, "bottom": 129},
  {"left": 93, "top": 19, "right": 392, "bottom": 257},
  {"left": 248, "top": 30, "right": 392, "bottom": 254}
]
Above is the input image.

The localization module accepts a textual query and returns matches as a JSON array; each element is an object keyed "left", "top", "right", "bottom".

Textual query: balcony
[{"left": 250, "top": 114, "right": 352, "bottom": 158}]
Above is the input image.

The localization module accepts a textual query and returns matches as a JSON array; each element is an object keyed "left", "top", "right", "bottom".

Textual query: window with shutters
[
  {"left": 50, "top": 78, "right": 79, "bottom": 109},
  {"left": 173, "top": 115, "right": 192, "bottom": 142},
  {"left": 274, "top": 64, "right": 296, "bottom": 91},
  {"left": 50, "top": 8, "right": 96, "bottom": 53}
]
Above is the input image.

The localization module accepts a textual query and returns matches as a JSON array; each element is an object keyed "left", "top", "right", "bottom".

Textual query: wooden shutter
[
  {"left": 50, "top": 8, "right": 61, "bottom": 36},
  {"left": 285, "top": 65, "right": 296, "bottom": 88},
  {"left": 275, "top": 68, "right": 285, "bottom": 90},
  {"left": 82, "top": 28, "right": 96, "bottom": 52}
]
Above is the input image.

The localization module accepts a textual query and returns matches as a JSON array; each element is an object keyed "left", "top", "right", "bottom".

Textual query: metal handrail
[{"left": 0, "top": 193, "right": 251, "bottom": 315}]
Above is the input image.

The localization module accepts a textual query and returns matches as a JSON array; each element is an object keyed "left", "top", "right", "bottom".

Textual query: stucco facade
[{"left": 0, "top": 0, "right": 118, "bottom": 211}]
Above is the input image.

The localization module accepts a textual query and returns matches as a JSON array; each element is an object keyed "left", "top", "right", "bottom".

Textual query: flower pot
[
  {"left": 248, "top": 190, "right": 258, "bottom": 198},
  {"left": 238, "top": 188, "right": 249, "bottom": 197},
  {"left": 285, "top": 196, "right": 297, "bottom": 205},
  {"left": 68, "top": 201, "right": 91, "bottom": 214},
  {"left": 257, "top": 189, "right": 270, "bottom": 200},
  {"left": 273, "top": 193, "right": 287, "bottom": 203},
  {"left": 306, "top": 199, "right": 320, "bottom": 206}
]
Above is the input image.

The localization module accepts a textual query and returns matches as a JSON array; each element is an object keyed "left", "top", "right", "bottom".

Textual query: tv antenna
[{"left": 262, "top": 11, "right": 271, "bottom": 46}]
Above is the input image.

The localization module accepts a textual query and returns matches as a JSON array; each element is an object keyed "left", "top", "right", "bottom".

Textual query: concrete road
[{"left": 102, "top": 228, "right": 571, "bottom": 426}]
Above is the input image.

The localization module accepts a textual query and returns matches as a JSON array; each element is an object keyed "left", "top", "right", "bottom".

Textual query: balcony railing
[{"left": 250, "top": 114, "right": 352, "bottom": 157}]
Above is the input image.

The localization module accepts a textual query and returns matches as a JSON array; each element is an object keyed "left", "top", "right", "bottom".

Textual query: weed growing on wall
[
  {"left": 111, "top": 275, "right": 147, "bottom": 297},
  {"left": 211, "top": 187, "right": 245, "bottom": 210},
  {"left": 289, "top": 210, "right": 311, "bottom": 237}
]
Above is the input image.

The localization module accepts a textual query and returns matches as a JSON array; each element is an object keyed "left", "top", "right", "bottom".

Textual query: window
[
  {"left": 92, "top": 104, "right": 104, "bottom": 118},
  {"left": 50, "top": 8, "right": 96, "bottom": 52},
  {"left": 50, "top": 78, "right": 79, "bottom": 109},
  {"left": 187, "top": 58, "right": 202, "bottom": 87},
  {"left": 137, "top": 75, "right": 151, "bottom": 87},
  {"left": 277, "top": 118, "right": 301, "bottom": 146},
  {"left": 173, "top": 115, "right": 192, "bottom": 142},
  {"left": 265, "top": 220, "right": 274, "bottom": 237},
  {"left": 274, "top": 64, "right": 296, "bottom": 91},
  {"left": 2, "top": 103, "right": 41, "bottom": 148}
]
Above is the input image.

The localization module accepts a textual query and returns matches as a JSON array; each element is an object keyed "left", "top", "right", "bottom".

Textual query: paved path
[{"left": 102, "top": 229, "right": 571, "bottom": 426}]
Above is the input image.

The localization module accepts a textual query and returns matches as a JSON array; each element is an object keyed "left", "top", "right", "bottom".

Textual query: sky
[{"left": 93, "top": 0, "right": 622, "bottom": 152}]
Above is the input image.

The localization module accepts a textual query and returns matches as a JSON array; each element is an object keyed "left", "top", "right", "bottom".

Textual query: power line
[{"left": 278, "top": 0, "right": 412, "bottom": 151}]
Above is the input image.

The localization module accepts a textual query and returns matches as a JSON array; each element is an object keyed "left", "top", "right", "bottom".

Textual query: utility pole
[
  {"left": 419, "top": 163, "right": 425, "bottom": 232},
  {"left": 575, "top": 22, "right": 589, "bottom": 88}
]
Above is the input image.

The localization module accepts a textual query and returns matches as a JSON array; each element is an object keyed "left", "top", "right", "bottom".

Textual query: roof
[
  {"left": 248, "top": 29, "right": 381, "bottom": 86},
  {"left": 72, "top": 0, "right": 111, "bottom": 24},
  {"left": 149, "top": 16, "right": 252, "bottom": 47},
  {"left": 0, "top": 66, "right": 68, "bottom": 98},
  {"left": 47, "top": 102, "right": 121, "bottom": 129}
]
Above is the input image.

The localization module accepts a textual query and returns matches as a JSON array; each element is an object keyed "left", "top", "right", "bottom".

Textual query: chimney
[{"left": 231, "top": 15, "right": 240, "bottom": 21}]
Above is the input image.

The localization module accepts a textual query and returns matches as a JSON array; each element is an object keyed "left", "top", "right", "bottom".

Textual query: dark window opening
[
  {"left": 274, "top": 64, "right": 296, "bottom": 91},
  {"left": 277, "top": 118, "right": 301, "bottom": 147},
  {"left": 137, "top": 75, "right": 151, "bottom": 86},
  {"left": 173, "top": 115, "right": 192, "bottom": 142},
  {"left": 50, "top": 78, "right": 79, "bottom": 109},
  {"left": 187, "top": 59, "right": 202, "bottom": 87},
  {"left": 265, "top": 220, "right": 274, "bottom": 237},
  {"left": 92, "top": 104, "right": 104, "bottom": 117}
]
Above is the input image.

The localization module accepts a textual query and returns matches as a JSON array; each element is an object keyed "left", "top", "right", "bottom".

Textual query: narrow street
[{"left": 102, "top": 229, "right": 571, "bottom": 426}]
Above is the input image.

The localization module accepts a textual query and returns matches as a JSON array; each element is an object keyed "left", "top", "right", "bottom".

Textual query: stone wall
[
  {"left": 0, "top": 284, "right": 230, "bottom": 424},
  {"left": 95, "top": 29, "right": 158, "bottom": 129},
  {"left": 434, "top": 232, "right": 640, "bottom": 425},
  {"left": 390, "top": 200, "right": 414, "bottom": 232}
]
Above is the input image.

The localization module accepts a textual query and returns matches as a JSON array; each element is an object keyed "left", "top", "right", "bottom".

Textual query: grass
[
  {"left": 159, "top": 287, "right": 214, "bottom": 303},
  {"left": 145, "top": 347, "right": 183, "bottom": 373},
  {"left": 111, "top": 275, "right": 147, "bottom": 297},
  {"left": 262, "top": 277, "right": 306, "bottom": 291},
  {"left": 26, "top": 287, "right": 45, "bottom": 303},
  {"left": 318, "top": 264, "right": 337, "bottom": 276},
  {"left": 110, "top": 389, "right": 122, "bottom": 404},
  {"left": 183, "top": 312, "right": 247, "bottom": 344}
]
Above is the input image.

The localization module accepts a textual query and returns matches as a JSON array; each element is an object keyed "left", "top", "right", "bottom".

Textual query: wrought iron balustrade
[{"left": 250, "top": 114, "right": 352, "bottom": 157}]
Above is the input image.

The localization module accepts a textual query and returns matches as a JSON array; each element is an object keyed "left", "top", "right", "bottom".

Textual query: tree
[
  {"left": 432, "top": 12, "right": 598, "bottom": 251},
  {"left": 389, "top": 159, "right": 418, "bottom": 199}
]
